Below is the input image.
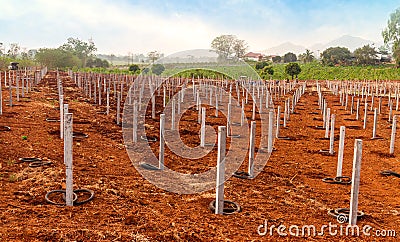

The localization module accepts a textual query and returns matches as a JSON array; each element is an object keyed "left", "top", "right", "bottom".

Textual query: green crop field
[{"left": 269, "top": 62, "right": 400, "bottom": 81}]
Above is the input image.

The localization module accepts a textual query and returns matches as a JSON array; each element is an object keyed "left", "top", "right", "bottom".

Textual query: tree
[
  {"left": 35, "top": 48, "right": 81, "bottom": 69},
  {"left": 272, "top": 55, "right": 282, "bottom": 63},
  {"left": 260, "top": 65, "right": 274, "bottom": 80},
  {"left": 7, "top": 43, "right": 20, "bottom": 58},
  {"left": 254, "top": 61, "right": 273, "bottom": 79},
  {"left": 142, "top": 67, "right": 150, "bottom": 74},
  {"left": 378, "top": 45, "right": 390, "bottom": 55},
  {"left": 87, "top": 57, "right": 109, "bottom": 68},
  {"left": 148, "top": 51, "right": 161, "bottom": 64},
  {"left": 129, "top": 64, "right": 140, "bottom": 73},
  {"left": 285, "top": 62, "right": 301, "bottom": 79},
  {"left": 255, "top": 61, "right": 270, "bottom": 70},
  {"left": 151, "top": 64, "right": 165, "bottom": 75},
  {"left": 353, "top": 44, "right": 378, "bottom": 65},
  {"left": 211, "top": 35, "right": 248, "bottom": 60},
  {"left": 59, "top": 37, "right": 97, "bottom": 67},
  {"left": 102, "top": 59, "right": 110, "bottom": 68},
  {"left": 382, "top": 7, "right": 400, "bottom": 66},
  {"left": 232, "top": 38, "right": 248, "bottom": 59},
  {"left": 298, "top": 49, "right": 315, "bottom": 63},
  {"left": 321, "top": 47, "right": 352, "bottom": 66},
  {"left": 283, "top": 52, "right": 297, "bottom": 63}
]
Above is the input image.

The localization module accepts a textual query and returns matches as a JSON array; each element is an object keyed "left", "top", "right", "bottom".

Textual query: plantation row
[
  {"left": 80, "top": 62, "right": 400, "bottom": 82},
  {"left": 269, "top": 62, "right": 400, "bottom": 81}
]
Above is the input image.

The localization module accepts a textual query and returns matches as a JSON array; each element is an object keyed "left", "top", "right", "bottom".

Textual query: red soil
[{"left": 0, "top": 71, "right": 399, "bottom": 241}]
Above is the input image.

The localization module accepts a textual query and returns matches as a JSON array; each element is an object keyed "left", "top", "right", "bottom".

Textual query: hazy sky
[{"left": 0, "top": 0, "right": 398, "bottom": 55}]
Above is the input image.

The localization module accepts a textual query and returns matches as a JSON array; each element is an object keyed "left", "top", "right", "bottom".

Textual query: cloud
[
  {"left": 0, "top": 0, "right": 397, "bottom": 55},
  {"left": 0, "top": 0, "right": 219, "bottom": 54}
]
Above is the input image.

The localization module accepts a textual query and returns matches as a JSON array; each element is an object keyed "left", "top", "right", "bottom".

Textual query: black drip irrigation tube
[
  {"left": 72, "top": 132, "right": 89, "bottom": 139},
  {"left": 45, "top": 117, "right": 60, "bottom": 122},
  {"left": 380, "top": 170, "right": 400, "bottom": 178},
  {"left": 0, "top": 126, "right": 11, "bottom": 131},
  {"left": 140, "top": 163, "right": 161, "bottom": 170},
  {"left": 45, "top": 190, "right": 78, "bottom": 206},
  {"left": 233, "top": 171, "right": 253, "bottom": 179},
  {"left": 346, "top": 125, "right": 362, "bottom": 130},
  {"left": 314, "top": 125, "right": 325, "bottom": 130},
  {"left": 18, "top": 157, "right": 53, "bottom": 167},
  {"left": 322, "top": 176, "right": 351, "bottom": 185},
  {"left": 29, "top": 161, "right": 53, "bottom": 168},
  {"left": 318, "top": 150, "right": 335, "bottom": 156},
  {"left": 69, "top": 189, "right": 95, "bottom": 205},
  {"left": 140, "top": 135, "right": 157, "bottom": 142},
  {"left": 45, "top": 189, "right": 94, "bottom": 206},
  {"left": 209, "top": 200, "right": 241, "bottom": 215},
  {"left": 19, "top": 157, "right": 41, "bottom": 162},
  {"left": 277, "top": 136, "right": 291, "bottom": 140}
]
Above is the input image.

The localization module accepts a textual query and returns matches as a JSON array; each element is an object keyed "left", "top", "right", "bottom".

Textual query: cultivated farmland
[{"left": 1, "top": 68, "right": 400, "bottom": 241}]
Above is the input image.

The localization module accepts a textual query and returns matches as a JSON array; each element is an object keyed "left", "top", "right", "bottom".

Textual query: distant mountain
[
  {"left": 310, "top": 35, "right": 378, "bottom": 53},
  {"left": 261, "top": 35, "right": 381, "bottom": 56}
]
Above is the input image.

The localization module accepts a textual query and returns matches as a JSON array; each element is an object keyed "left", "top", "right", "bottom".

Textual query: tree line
[
  {"left": 211, "top": 35, "right": 392, "bottom": 67},
  {"left": 35, "top": 38, "right": 109, "bottom": 69},
  {"left": 210, "top": 7, "right": 400, "bottom": 80},
  {"left": 0, "top": 38, "right": 167, "bottom": 72}
]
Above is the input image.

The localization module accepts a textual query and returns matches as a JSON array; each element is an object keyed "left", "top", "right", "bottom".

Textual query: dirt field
[{"left": 1, "top": 71, "right": 400, "bottom": 241}]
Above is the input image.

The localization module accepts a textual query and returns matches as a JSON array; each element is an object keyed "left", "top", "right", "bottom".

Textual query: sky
[{"left": 0, "top": 0, "right": 398, "bottom": 56}]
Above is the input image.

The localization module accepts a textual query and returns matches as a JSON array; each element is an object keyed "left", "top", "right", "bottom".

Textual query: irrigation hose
[
  {"left": 380, "top": 170, "right": 400, "bottom": 178},
  {"left": 46, "top": 189, "right": 94, "bottom": 206},
  {"left": 140, "top": 135, "right": 157, "bottom": 142},
  {"left": 318, "top": 150, "right": 335, "bottom": 156},
  {"left": 370, "top": 136, "right": 384, "bottom": 140},
  {"left": 72, "top": 132, "right": 89, "bottom": 139},
  {"left": 322, "top": 176, "right": 352, "bottom": 185},
  {"left": 19, "top": 157, "right": 42, "bottom": 163},
  {"left": 45, "top": 118, "right": 60, "bottom": 122},
  {"left": 45, "top": 190, "right": 78, "bottom": 206},
  {"left": 71, "top": 189, "right": 95, "bottom": 205},
  {"left": 209, "top": 200, "right": 241, "bottom": 215},
  {"left": 0, "top": 126, "right": 11, "bottom": 131},
  {"left": 29, "top": 161, "right": 53, "bottom": 168},
  {"left": 140, "top": 163, "right": 161, "bottom": 170},
  {"left": 233, "top": 171, "right": 252, "bottom": 179}
]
